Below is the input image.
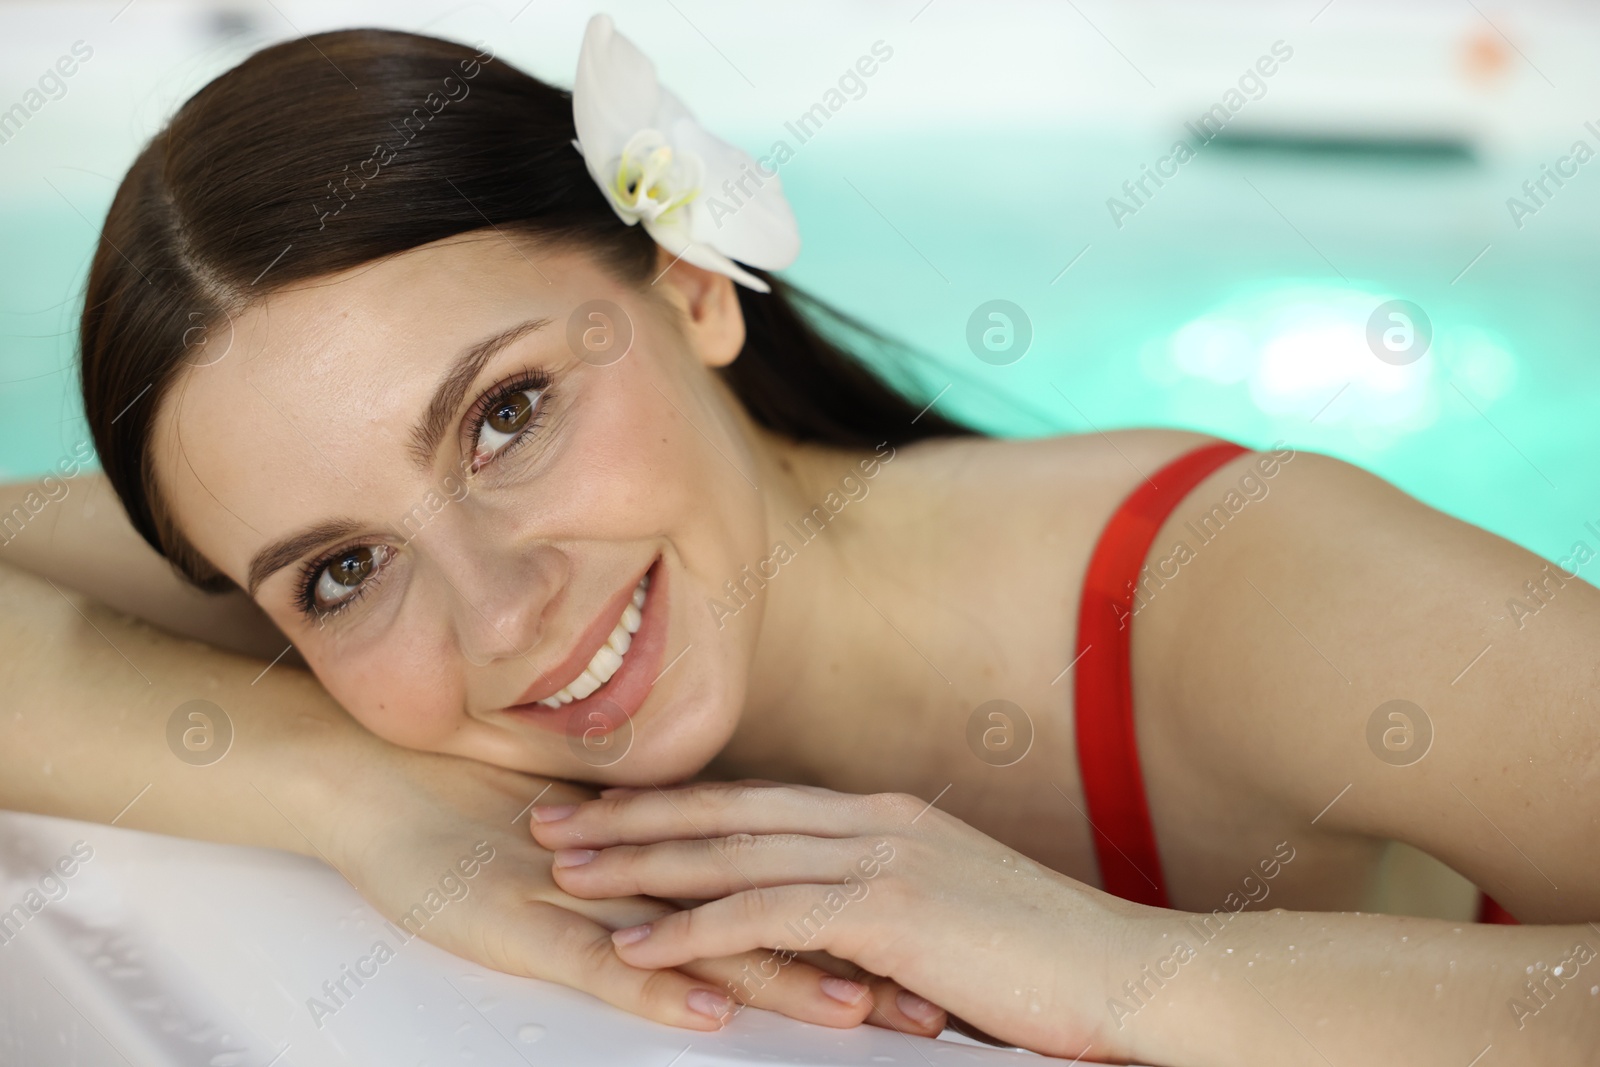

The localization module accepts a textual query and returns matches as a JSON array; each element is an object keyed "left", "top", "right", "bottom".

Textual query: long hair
[{"left": 78, "top": 29, "right": 976, "bottom": 590}]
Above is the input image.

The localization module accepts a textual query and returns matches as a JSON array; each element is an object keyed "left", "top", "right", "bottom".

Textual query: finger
[
  {"left": 792, "top": 952, "right": 947, "bottom": 1038},
  {"left": 551, "top": 834, "right": 885, "bottom": 899},
  {"left": 602, "top": 777, "right": 807, "bottom": 798},
  {"left": 609, "top": 885, "right": 860, "bottom": 971},
  {"left": 510, "top": 877, "right": 878, "bottom": 1030},
  {"left": 861, "top": 973, "right": 949, "bottom": 1037},
  {"left": 531, "top": 781, "right": 876, "bottom": 849},
  {"left": 501, "top": 901, "right": 734, "bottom": 1031},
  {"left": 677, "top": 951, "right": 879, "bottom": 1028}
]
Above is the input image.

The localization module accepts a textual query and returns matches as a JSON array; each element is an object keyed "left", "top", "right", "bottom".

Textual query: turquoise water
[{"left": 4, "top": 128, "right": 1598, "bottom": 566}]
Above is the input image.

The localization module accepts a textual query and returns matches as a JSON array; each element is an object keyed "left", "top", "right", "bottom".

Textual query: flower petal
[
  {"left": 673, "top": 114, "right": 799, "bottom": 272},
  {"left": 676, "top": 243, "right": 772, "bottom": 293},
  {"left": 571, "top": 14, "right": 798, "bottom": 291},
  {"left": 573, "top": 14, "right": 662, "bottom": 222},
  {"left": 644, "top": 217, "right": 772, "bottom": 293}
]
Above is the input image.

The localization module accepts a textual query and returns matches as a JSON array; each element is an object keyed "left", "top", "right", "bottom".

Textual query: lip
[{"left": 502, "top": 555, "right": 668, "bottom": 736}]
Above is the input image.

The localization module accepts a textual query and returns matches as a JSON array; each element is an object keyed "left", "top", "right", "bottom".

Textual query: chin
[
  {"left": 581, "top": 553, "right": 757, "bottom": 787},
  {"left": 600, "top": 664, "right": 744, "bottom": 786}
]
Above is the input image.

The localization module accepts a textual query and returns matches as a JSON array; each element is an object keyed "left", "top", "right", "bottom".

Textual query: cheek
[
  {"left": 308, "top": 631, "right": 465, "bottom": 752},
  {"left": 552, "top": 355, "right": 767, "bottom": 568}
]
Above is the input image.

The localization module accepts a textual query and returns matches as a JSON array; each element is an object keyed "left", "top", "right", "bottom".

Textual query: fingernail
[
  {"left": 552, "top": 849, "right": 598, "bottom": 868},
  {"left": 819, "top": 976, "right": 867, "bottom": 1005},
  {"left": 686, "top": 989, "right": 731, "bottom": 1020},
  {"left": 611, "top": 923, "right": 652, "bottom": 946},
  {"left": 531, "top": 804, "right": 578, "bottom": 823},
  {"left": 897, "top": 990, "right": 942, "bottom": 1024}
]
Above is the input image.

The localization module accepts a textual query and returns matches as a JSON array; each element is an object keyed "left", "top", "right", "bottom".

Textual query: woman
[{"left": 24, "top": 15, "right": 1598, "bottom": 1065}]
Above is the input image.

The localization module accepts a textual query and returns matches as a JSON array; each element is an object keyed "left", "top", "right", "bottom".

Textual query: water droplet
[{"left": 517, "top": 1024, "right": 545, "bottom": 1043}]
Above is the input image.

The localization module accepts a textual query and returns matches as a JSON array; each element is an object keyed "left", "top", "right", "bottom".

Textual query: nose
[{"left": 417, "top": 525, "right": 569, "bottom": 669}]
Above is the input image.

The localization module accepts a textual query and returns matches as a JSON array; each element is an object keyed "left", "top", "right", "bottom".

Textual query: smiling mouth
[
  {"left": 503, "top": 556, "right": 669, "bottom": 733},
  {"left": 537, "top": 572, "right": 648, "bottom": 707}
]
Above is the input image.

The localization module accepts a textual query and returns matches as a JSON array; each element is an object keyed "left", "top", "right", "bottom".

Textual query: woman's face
[{"left": 152, "top": 234, "right": 771, "bottom": 784}]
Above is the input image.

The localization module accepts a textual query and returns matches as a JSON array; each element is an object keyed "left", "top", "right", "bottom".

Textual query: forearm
[
  {"left": 0, "top": 559, "right": 393, "bottom": 857},
  {"left": 0, "top": 473, "right": 290, "bottom": 661},
  {"left": 1119, "top": 907, "right": 1598, "bottom": 1066}
]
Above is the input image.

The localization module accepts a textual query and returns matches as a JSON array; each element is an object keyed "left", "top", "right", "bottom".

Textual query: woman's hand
[
  {"left": 530, "top": 779, "right": 1143, "bottom": 1059},
  {"left": 323, "top": 754, "right": 944, "bottom": 1037}
]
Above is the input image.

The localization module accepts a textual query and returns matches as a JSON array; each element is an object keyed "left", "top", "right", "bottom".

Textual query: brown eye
[
  {"left": 487, "top": 391, "right": 533, "bottom": 435},
  {"left": 472, "top": 385, "right": 545, "bottom": 467},
  {"left": 331, "top": 547, "right": 375, "bottom": 585},
  {"left": 311, "top": 545, "right": 390, "bottom": 611}
]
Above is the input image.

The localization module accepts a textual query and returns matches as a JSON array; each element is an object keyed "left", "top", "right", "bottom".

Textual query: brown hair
[{"left": 78, "top": 28, "right": 974, "bottom": 591}]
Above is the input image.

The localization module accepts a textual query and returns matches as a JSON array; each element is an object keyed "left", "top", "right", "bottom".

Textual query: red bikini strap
[{"left": 1074, "top": 440, "right": 1249, "bottom": 908}]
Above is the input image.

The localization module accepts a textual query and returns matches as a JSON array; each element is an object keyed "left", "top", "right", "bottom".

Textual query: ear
[{"left": 652, "top": 246, "right": 746, "bottom": 369}]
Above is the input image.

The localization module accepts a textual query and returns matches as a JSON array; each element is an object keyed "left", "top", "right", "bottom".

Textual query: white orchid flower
[{"left": 572, "top": 13, "right": 799, "bottom": 293}]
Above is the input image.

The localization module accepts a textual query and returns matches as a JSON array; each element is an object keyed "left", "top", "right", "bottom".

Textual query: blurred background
[{"left": 2, "top": 0, "right": 1598, "bottom": 570}]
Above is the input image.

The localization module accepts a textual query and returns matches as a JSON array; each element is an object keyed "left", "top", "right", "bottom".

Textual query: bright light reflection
[{"left": 1159, "top": 283, "right": 1515, "bottom": 433}]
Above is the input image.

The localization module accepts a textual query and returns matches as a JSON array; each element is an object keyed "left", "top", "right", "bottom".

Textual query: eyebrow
[
  {"left": 406, "top": 316, "right": 551, "bottom": 471},
  {"left": 247, "top": 518, "right": 365, "bottom": 597}
]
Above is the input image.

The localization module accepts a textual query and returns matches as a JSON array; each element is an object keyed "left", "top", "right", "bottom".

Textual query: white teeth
[
  {"left": 534, "top": 572, "right": 650, "bottom": 708},
  {"left": 566, "top": 669, "right": 602, "bottom": 700},
  {"left": 589, "top": 644, "right": 624, "bottom": 679}
]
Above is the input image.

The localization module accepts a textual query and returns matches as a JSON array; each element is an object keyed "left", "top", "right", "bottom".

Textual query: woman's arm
[
  {"left": 1125, "top": 905, "right": 1596, "bottom": 1066},
  {"left": 0, "top": 547, "right": 940, "bottom": 1034},
  {"left": 0, "top": 548, "right": 356, "bottom": 851},
  {"left": 534, "top": 782, "right": 1600, "bottom": 1065},
  {"left": 0, "top": 472, "right": 289, "bottom": 661}
]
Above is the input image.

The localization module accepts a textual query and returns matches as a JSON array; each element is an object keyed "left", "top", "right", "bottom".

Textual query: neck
[{"left": 703, "top": 417, "right": 955, "bottom": 792}]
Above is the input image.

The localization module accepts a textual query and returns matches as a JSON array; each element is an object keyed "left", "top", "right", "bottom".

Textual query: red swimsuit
[{"left": 1072, "top": 439, "right": 1516, "bottom": 925}]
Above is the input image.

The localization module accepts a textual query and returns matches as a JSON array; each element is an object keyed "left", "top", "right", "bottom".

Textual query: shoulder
[
  {"left": 1129, "top": 440, "right": 1488, "bottom": 743},
  {"left": 880, "top": 428, "right": 1236, "bottom": 567},
  {"left": 1133, "top": 444, "right": 1600, "bottom": 920},
  {"left": 893, "top": 427, "right": 1233, "bottom": 500}
]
